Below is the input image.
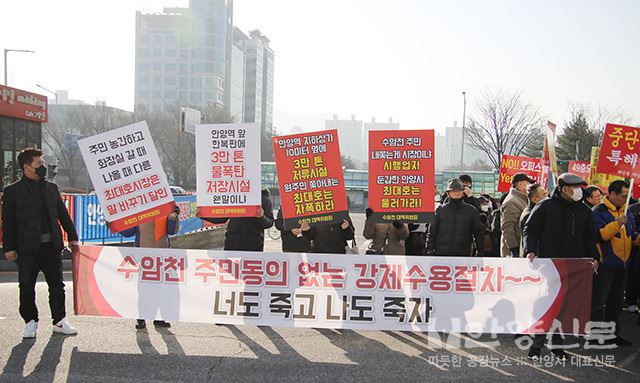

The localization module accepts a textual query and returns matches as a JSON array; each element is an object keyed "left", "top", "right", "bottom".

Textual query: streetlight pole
[
  {"left": 4, "top": 49, "right": 36, "bottom": 85},
  {"left": 36, "top": 84, "right": 57, "bottom": 104},
  {"left": 460, "top": 91, "right": 467, "bottom": 173}
]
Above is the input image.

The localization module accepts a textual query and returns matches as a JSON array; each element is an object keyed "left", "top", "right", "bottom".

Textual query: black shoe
[
  {"left": 135, "top": 320, "right": 146, "bottom": 330},
  {"left": 153, "top": 320, "right": 171, "bottom": 328},
  {"left": 527, "top": 346, "right": 541, "bottom": 360},
  {"left": 551, "top": 349, "right": 568, "bottom": 360}
]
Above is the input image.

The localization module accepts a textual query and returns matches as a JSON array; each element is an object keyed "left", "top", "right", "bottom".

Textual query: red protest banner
[
  {"left": 272, "top": 130, "right": 349, "bottom": 228},
  {"left": 368, "top": 130, "right": 435, "bottom": 223},
  {"left": 596, "top": 123, "right": 640, "bottom": 178},
  {"left": 498, "top": 155, "right": 544, "bottom": 193},
  {"left": 568, "top": 161, "right": 591, "bottom": 183}
]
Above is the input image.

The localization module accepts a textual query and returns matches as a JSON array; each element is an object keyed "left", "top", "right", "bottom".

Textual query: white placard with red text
[
  {"left": 77, "top": 121, "right": 174, "bottom": 232},
  {"left": 74, "top": 246, "right": 592, "bottom": 334},
  {"left": 195, "top": 123, "right": 261, "bottom": 218}
]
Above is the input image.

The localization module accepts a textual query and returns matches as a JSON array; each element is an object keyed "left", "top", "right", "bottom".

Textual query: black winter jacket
[
  {"left": 203, "top": 194, "right": 274, "bottom": 251},
  {"left": 523, "top": 187, "right": 596, "bottom": 259},
  {"left": 2, "top": 177, "right": 78, "bottom": 254},
  {"left": 302, "top": 219, "right": 355, "bottom": 254},
  {"left": 426, "top": 198, "right": 485, "bottom": 256},
  {"left": 275, "top": 208, "right": 311, "bottom": 253}
]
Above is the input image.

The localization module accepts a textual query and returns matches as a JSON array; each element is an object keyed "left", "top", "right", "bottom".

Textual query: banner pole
[{"left": 624, "top": 178, "right": 634, "bottom": 216}]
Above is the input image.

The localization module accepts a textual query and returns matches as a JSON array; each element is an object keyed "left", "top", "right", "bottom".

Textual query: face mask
[
  {"left": 35, "top": 165, "right": 47, "bottom": 181},
  {"left": 569, "top": 187, "right": 582, "bottom": 202},
  {"left": 481, "top": 204, "right": 490, "bottom": 212},
  {"left": 434, "top": 194, "right": 441, "bottom": 202}
]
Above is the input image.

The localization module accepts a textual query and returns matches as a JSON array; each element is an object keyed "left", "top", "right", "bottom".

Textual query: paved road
[{"left": 1, "top": 213, "right": 639, "bottom": 382}]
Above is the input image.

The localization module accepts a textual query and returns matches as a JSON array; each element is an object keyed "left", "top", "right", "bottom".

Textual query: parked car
[{"left": 170, "top": 186, "right": 187, "bottom": 196}]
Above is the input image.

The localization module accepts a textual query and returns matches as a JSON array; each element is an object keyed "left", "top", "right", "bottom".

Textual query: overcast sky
[{"left": 2, "top": 0, "right": 639, "bottom": 134}]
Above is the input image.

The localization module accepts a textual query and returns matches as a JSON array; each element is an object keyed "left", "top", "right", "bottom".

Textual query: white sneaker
[
  {"left": 23, "top": 320, "right": 38, "bottom": 339},
  {"left": 53, "top": 317, "right": 78, "bottom": 335},
  {"left": 628, "top": 305, "right": 639, "bottom": 313}
]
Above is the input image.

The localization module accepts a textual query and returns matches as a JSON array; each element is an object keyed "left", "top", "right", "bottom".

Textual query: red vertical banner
[
  {"left": 568, "top": 161, "right": 591, "bottom": 183},
  {"left": 273, "top": 130, "right": 349, "bottom": 228},
  {"left": 368, "top": 130, "right": 435, "bottom": 223},
  {"left": 596, "top": 123, "right": 640, "bottom": 178},
  {"left": 498, "top": 155, "right": 544, "bottom": 193}
]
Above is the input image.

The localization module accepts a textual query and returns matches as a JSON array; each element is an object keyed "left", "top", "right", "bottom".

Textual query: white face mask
[
  {"left": 481, "top": 204, "right": 490, "bottom": 212},
  {"left": 569, "top": 187, "right": 583, "bottom": 202}
]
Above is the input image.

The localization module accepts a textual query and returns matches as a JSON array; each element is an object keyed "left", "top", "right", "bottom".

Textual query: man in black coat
[
  {"left": 523, "top": 173, "right": 598, "bottom": 360},
  {"left": 201, "top": 189, "right": 274, "bottom": 251},
  {"left": 426, "top": 178, "right": 485, "bottom": 257},
  {"left": 2, "top": 148, "right": 80, "bottom": 338},
  {"left": 275, "top": 207, "right": 311, "bottom": 253}
]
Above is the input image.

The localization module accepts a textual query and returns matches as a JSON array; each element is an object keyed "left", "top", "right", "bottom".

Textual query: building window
[
  {"left": 137, "top": 63, "right": 150, "bottom": 71},
  {"left": 164, "top": 49, "right": 177, "bottom": 57},
  {"left": 180, "top": 78, "right": 188, "bottom": 88},
  {"left": 165, "top": 34, "right": 178, "bottom": 43},
  {"left": 205, "top": 78, "right": 214, "bottom": 87},
  {"left": 191, "top": 78, "right": 202, "bottom": 88},
  {"left": 164, "top": 63, "right": 177, "bottom": 71},
  {"left": 164, "top": 91, "right": 177, "bottom": 99},
  {"left": 153, "top": 91, "right": 162, "bottom": 98},
  {"left": 153, "top": 77, "right": 161, "bottom": 85},
  {"left": 138, "top": 49, "right": 150, "bottom": 57},
  {"left": 164, "top": 77, "right": 176, "bottom": 85},
  {"left": 153, "top": 63, "right": 162, "bottom": 71},
  {"left": 191, "top": 92, "right": 201, "bottom": 102},
  {"left": 138, "top": 34, "right": 151, "bottom": 43},
  {"left": 153, "top": 49, "right": 162, "bottom": 57},
  {"left": 137, "top": 90, "right": 149, "bottom": 99},
  {"left": 153, "top": 34, "right": 162, "bottom": 43},
  {"left": 180, "top": 64, "right": 188, "bottom": 73},
  {"left": 137, "top": 76, "right": 150, "bottom": 85}
]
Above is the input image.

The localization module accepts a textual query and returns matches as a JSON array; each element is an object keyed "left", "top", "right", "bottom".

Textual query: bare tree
[
  {"left": 465, "top": 88, "right": 546, "bottom": 169},
  {"left": 43, "top": 104, "right": 135, "bottom": 190},
  {"left": 135, "top": 102, "right": 235, "bottom": 190},
  {"left": 568, "top": 102, "right": 635, "bottom": 143}
]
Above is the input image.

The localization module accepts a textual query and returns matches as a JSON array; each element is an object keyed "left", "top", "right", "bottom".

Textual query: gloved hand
[
  {"left": 365, "top": 208, "right": 373, "bottom": 219},
  {"left": 392, "top": 220, "right": 403, "bottom": 229},
  {"left": 510, "top": 247, "right": 519, "bottom": 257}
]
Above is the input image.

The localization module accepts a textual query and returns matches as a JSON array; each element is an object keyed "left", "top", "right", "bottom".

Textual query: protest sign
[
  {"left": 74, "top": 246, "right": 592, "bottom": 335},
  {"left": 498, "top": 155, "right": 544, "bottom": 193},
  {"left": 196, "top": 123, "right": 261, "bottom": 218},
  {"left": 368, "top": 130, "right": 435, "bottom": 223},
  {"left": 77, "top": 121, "right": 174, "bottom": 232},
  {"left": 272, "top": 130, "right": 348, "bottom": 228}
]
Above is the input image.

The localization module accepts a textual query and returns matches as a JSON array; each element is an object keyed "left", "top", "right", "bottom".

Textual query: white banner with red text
[{"left": 73, "top": 246, "right": 592, "bottom": 334}]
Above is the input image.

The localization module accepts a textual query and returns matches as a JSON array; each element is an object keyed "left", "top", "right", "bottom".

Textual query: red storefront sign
[{"left": 0, "top": 84, "right": 48, "bottom": 123}]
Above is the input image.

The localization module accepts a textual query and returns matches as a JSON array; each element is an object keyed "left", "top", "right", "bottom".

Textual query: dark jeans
[
  {"left": 591, "top": 268, "right": 625, "bottom": 336},
  {"left": 16, "top": 242, "right": 66, "bottom": 324}
]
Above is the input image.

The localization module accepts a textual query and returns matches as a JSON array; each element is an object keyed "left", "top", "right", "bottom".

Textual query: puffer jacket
[
  {"left": 523, "top": 187, "right": 596, "bottom": 259},
  {"left": 302, "top": 218, "right": 355, "bottom": 254},
  {"left": 363, "top": 220, "right": 409, "bottom": 255},
  {"left": 426, "top": 198, "right": 485, "bottom": 256},
  {"left": 593, "top": 197, "right": 640, "bottom": 269},
  {"left": 500, "top": 188, "right": 528, "bottom": 257}
]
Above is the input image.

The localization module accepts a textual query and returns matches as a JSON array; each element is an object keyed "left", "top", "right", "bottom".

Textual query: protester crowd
[{"left": 2, "top": 147, "right": 639, "bottom": 362}]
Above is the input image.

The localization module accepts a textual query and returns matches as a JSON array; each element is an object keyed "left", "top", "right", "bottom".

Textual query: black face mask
[{"left": 35, "top": 165, "right": 47, "bottom": 181}]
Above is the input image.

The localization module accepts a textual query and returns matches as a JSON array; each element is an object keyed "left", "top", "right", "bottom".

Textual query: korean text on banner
[
  {"left": 196, "top": 123, "right": 261, "bottom": 218},
  {"left": 368, "top": 130, "right": 435, "bottom": 223},
  {"left": 77, "top": 121, "right": 174, "bottom": 233},
  {"left": 272, "top": 130, "right": 348, "bottom": 228},
  {"left": 568, "top": 161, "right": 591, "bottom": 183},
  {"left": 74, "top": 246, "right": 593, "bottom": 335},
  {"left": 498, "top": 155, "right": 544, "bottom": 193},
  {"left": 590, "top": 146, "right": 623, "bottom": 191},
  {"left": 596, "top": 123, "right": 640, "bottom": 178}
]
